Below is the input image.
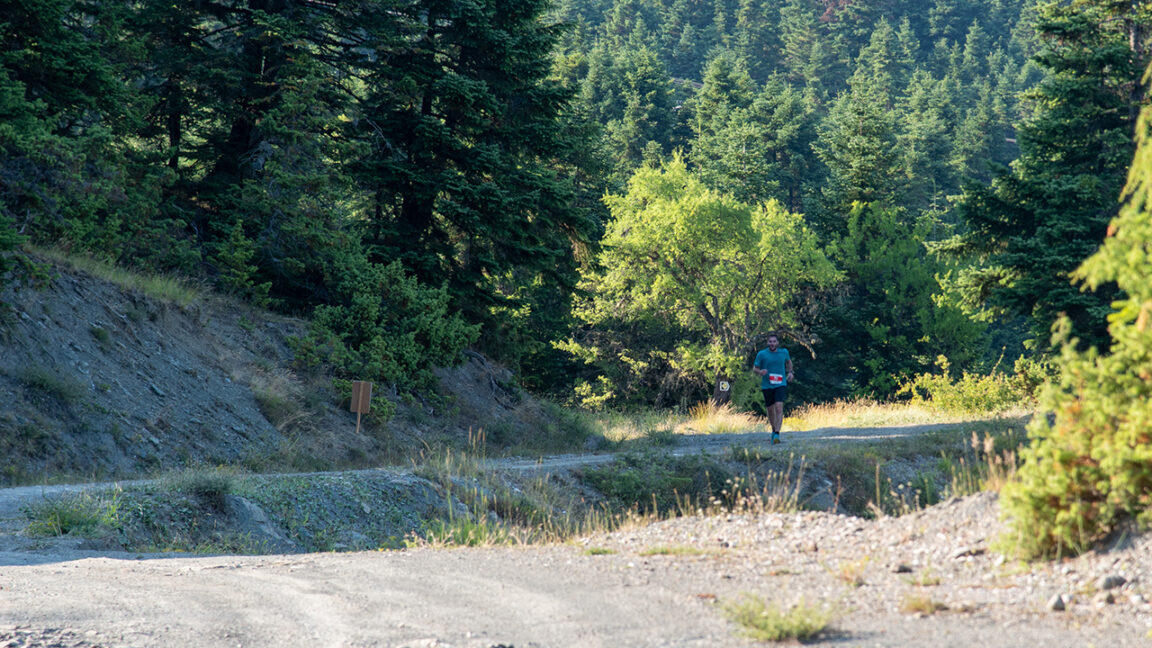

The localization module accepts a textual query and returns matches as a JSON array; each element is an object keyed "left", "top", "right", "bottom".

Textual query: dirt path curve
[{"left": 491, "top": 422, "right": 962, "bottom": 473}]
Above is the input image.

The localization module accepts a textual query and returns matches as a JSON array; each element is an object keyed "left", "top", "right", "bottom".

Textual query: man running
[{"left": 752, "top": 333, "right": 793, "bottom": 444}]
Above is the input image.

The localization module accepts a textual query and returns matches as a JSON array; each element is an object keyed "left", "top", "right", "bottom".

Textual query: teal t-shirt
[{"left": 754, "top": 347, "right": 790, "bottom": 389}]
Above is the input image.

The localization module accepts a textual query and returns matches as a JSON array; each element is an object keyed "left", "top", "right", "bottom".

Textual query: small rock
[
  {"left": 1097, "top": 574, "right": 1126, "bottom": 591},
  {"left": 954, "top": 547, "right": 986, "bottom": 558},
  {"left": 1047, "top": 593, "right": 1066, "bottom": 612},
  {"left": 1094, "top": 591, "right": 1115, "bottom": 606},
  {"left": 893, "top": 564, "right": 913, "bottom": 574},
  {"left": 1130, "top": 594, "right": 1148, "bottom": 606}
]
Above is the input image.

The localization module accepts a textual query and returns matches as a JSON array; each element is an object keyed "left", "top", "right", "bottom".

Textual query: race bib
[{"left": 768, "top": 373, "right": 784, "bottom": 385}]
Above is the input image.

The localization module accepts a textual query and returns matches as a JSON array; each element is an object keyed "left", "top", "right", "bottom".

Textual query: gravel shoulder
[{"left": 0, "top": 426, "right": 1150, "bottom": 647}]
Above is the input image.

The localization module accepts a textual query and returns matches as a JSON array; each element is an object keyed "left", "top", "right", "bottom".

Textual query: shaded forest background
[{"left": 1, "top": 0, "right": 1149, "bottom": 413}]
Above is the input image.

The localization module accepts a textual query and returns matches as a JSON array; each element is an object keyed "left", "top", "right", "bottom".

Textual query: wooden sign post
[{"left": 350, "top": 380, "right": 372, "bottom": 434}]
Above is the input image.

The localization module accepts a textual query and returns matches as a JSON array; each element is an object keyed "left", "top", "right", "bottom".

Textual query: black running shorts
[{"left": 762, "top": 386, "right": 787, "bottom": 408}]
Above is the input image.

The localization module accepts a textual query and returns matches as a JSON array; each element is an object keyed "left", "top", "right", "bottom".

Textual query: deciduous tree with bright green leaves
[
  {"left": 1001, "top": 90, "right": 1152, "bottom": 560},
  {"left": 560, "top": 156, "right": 839, "bottom": 408}
]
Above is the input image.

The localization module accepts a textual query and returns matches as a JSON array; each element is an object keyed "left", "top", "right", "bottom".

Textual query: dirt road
[{"left": 1, "top": 424, "right": 1149, "bottom": 648}]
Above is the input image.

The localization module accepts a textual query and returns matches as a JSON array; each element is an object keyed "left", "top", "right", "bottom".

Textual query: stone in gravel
[
  {"left": 893, "top": 563, "right": 913, "bottom": 573},
  {"left": 954, "top": 547, "right": 985, "bottom": 558},
  {"left": 1094, "top": 591, "right": 1115, "bottom": 606},
  {"left": 1130, "top": 594, "right": 1149, "bottom": 605},
  {"left": 1096, "top": 574, "right": 1126, "bottom": 590},
  {"left": 1047, "top": 593, "right": 1066, "bottom": 611}
]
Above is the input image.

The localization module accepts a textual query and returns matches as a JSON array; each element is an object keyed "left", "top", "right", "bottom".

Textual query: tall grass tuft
[
  {"left": 944, "top": 431, "right": 1022, "bottom": 497},
  {"left": 683, "top": 402, "right": 764, "bottom": 435},
  {"left": 24, "top": 490, "right": 122, "bottom": 537},
  {"left": 410, "top": 442, "right": 619, "bottom": 546},
  {"left": 163, "top": 466, "right": 241, "bottom": 511}
]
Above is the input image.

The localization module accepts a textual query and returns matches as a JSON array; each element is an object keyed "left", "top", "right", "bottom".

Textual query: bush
[{"left": 897, "top": 356, "right": 1031, "bottom": 415}]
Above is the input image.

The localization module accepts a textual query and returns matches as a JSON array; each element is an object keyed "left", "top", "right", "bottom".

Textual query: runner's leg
[{"left": 770, "top": 401, "right": 783, "bottom": 434}]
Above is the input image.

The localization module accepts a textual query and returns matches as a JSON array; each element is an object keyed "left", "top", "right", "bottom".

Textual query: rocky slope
[{"left": 0, "top": 254, "right": 565, "bottom": 484}]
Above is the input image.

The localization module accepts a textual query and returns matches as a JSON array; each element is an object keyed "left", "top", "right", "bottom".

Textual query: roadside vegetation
[{"left": 19, "top": 392, "right": 1031, "bottom": 555}]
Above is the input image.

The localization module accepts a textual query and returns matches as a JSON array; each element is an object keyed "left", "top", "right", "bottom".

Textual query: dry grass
[
  {"left": 786, "top": 398, "right": 979, "bottom": 431},
  {"left": 589, "top": 409, "right": 681, "bottom": 444},
  {"left": 639, "top": 544, "right": 710, "bottom": 556},
  {"left": 826, "top": 556, "right": 870, "bottom": 587},
  {"left": 590, "top": 403, "right": 767, "bottom": 444},
  {"left": 678, "top": 402, "right": 766, "bottom": 435},
  {"left": 901, "top": 594, "right": 948, "bottom": 615},
  {"left": 240, "top": 366, "right": 312, "bottom": 433},
  {"left": 32, "top": 246, "right": 202, "bottom": 308}
]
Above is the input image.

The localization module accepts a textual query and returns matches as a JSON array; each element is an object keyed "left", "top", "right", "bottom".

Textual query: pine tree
[
  {"left": 691, "top": 76, "right": 817, "bottom": 209},
  {"left": 896, "top": 70, "right": 954, "bottom": 218},
  {"left": 0, "top": 0, "right": 158, "bottom": 267},
  {"left": 350, "top": 0, "right": 598, "bottom": 340},
  {"left": 812, "top": 76, "right": 901, "bottom": 234},
  {"left": 779, "top": 0, "right": 838, "bottom": 101},
  {"left": 952, "top": 0, "right": 1151, "bottom": 349},
  {"left": 601, "top": 47, "right": 677, "bottom": 183}
]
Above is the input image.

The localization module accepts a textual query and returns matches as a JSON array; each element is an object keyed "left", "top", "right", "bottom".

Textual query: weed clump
[
  {"left": 24, "top": 491, "right": 121, "bottom": 537},
  {"left": 722, "top": 595, "right": 834, "bottom": 642},
  {"left": 164, "top": 466, "right": 239, "bottom": 512},
  {"left": 16, "top": 366, "right": 84, "bottom": 404}
]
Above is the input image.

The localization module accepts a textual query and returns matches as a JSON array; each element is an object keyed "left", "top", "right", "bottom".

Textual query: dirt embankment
[{"left": 0, "top": 256, "right": 565, "bottom": 483}]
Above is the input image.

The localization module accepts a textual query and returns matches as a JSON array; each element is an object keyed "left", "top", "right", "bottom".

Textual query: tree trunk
[{"left": 711, "top": 373, "right": 732, "bottom": 407}]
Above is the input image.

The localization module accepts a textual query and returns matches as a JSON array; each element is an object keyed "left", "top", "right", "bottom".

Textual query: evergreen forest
[
  {"left": 0, "top": 0, "right": 1147, "bottom": 403},
  {"left": 2, "top": 0, "right": 1152, "bottom": 557}
]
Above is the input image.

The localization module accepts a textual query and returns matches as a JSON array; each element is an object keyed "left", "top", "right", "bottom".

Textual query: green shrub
[
  {"left": 1000, "top": 101, "right": 1152, "bottom": 559},
  {"left": 897, "top": 356, "right": 1029, "bottom": 415},
  {"left": 213, "top": 221, "right": 271, "bottom": 307},
  {"left": 0, "top": 210, "right": 25, "bottom": 297}
]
